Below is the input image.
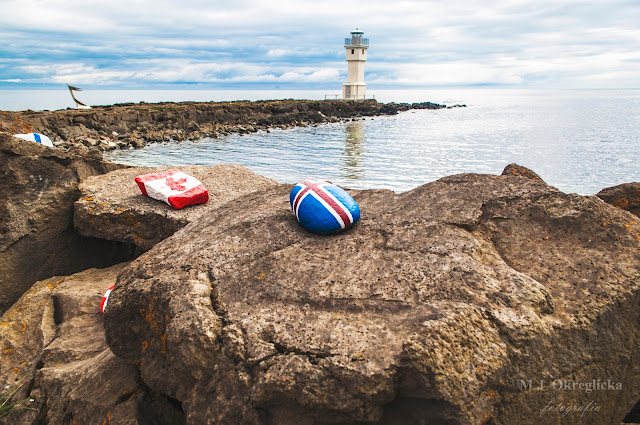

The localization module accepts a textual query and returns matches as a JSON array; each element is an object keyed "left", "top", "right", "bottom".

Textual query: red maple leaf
[{"left": 166, "top": 176, "right": 187, "bottom": 191}]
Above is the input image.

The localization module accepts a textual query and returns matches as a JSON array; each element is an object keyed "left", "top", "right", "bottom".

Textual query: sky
[{"left": 1, "top": 0, "right": 640, "bottom": 89}]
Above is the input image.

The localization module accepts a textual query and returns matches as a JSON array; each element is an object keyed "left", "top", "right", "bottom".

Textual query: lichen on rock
[{"left": 597, "top": 181, "right": 640, "bottom": 217}]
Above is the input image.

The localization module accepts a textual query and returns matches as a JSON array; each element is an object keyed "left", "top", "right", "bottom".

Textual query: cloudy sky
[{"left": 1, "top": 0, "right": 639, "bottom": 89}]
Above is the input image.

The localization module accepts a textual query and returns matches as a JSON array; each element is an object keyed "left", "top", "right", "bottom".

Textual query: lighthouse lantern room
[{"left": 342, "top": 29, "right": 369, "bottom": 100}]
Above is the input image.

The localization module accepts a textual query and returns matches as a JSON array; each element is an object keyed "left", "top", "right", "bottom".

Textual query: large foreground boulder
[
  {"left": 74, "top": 165, "right": 278, "bottom": 251},
  {"left": 0, "top": 132, "right": 134, "bottom": 314},
  {"left": 0, "top": 264, "right": 185, "bottom": 425},
  {"left": 104, "top": 172, "right": 640, "bottom": 424}
]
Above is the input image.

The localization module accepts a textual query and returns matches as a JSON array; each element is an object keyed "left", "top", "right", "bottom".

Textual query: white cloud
[
  {"left": 369, "top": 62, "right": 524, "bottom": 86},
  {"left": 270, "top": 68, "right": 340, "bottom": 82},
  {"left": 266, "top": 49, "right": 290, "bottom": 57},
  {"left": 2, "top": 0, "right": 640, "bottom": 87},
  {"left": 13, "top": 59, "right": 343, "bottom": 86}
]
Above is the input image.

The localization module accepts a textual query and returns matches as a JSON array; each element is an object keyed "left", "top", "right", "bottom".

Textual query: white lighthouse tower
[{"left": 342, "top": 29, "right": 369, "bottom": 100}]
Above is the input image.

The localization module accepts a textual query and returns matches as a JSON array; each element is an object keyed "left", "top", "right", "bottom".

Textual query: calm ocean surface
[{"left": 2, "top": 88, "right": 639, "bottom": 194}]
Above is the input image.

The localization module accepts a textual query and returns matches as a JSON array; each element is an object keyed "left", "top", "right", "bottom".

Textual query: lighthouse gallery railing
[{"left": 344, "top": 37, "right": 369, "bottom": 46}]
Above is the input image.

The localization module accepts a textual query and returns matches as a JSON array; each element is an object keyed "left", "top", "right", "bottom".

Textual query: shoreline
[{"left": 0, "top": 99, "right": 464, "bottom": 152}]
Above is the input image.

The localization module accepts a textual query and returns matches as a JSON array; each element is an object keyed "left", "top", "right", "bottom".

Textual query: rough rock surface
[
  {"left": 597, "top": 182, "right": 640, "bottom": 217},
  {"left": 2, "top": 100, "right": 449, "bottom": 152},
  {"left": 74, "top": 165, "right": 279, "bottom": 251},
  {"left": 0, "top": 132, "right": 134, "bottom": 314},
  {"left": 104, "top": 173, "right": 640, "bottom": 425},
  {"left": 501, "top": 163, "right": 545, "bottom": 182},
  {"left": 0, "top": 264, "right": 186, "bottom": 425}
]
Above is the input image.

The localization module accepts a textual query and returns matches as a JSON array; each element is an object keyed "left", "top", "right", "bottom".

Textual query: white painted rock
[
  {"left": 135, "top": 169, "right": 209, "bottom": 210},
  {"left": 290, "top": 181, "right": 360, "bottom": 234},
  {"left": 13, "top": 133, "right": 54, "bottom": 147}
]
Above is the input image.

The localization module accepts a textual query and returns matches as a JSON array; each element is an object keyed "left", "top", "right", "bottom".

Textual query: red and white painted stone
[
  {"left": 135, "top": 169, "right": 209, "bottom": 209},
  {"left": 290, "top": 181, "right": 360, "bottom": 234},
  {"left": 100, "top": 285, "right": 114, "bottom": 314}
]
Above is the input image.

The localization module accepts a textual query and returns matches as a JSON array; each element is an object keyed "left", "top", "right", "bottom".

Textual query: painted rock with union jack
[
  {"left": 290, "top": 181, "right": 360, "bottom": 234},
  {"left": 100, "top": 285, "right": 114, "bottom": 314},
  {"left": 135, "top": 169, "right": 209, "bottom": 210}
]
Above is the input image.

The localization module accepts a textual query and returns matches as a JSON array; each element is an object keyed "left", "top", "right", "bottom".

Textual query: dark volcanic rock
[
  {"left": 2, "top": 100, "right": 387, "bottom": 151},
  {"left": 411, "top": 101, "right": 447, "bottom": 110},
  {"left": 74, "top": 165, "right": 278, "bottom": 251},
  {"left": 0, "top": 264, "right": 185, "bottom": 425},
  {"left": 597, "top": 182, "right": 640, "bottom": 217},
  {"left": 104, "top": 173, "right": 640, "bottom": 424},
  {"left": 379, "top": 102, "right": 412, "bottom": 115},
  {"left": 2, "top": 99, "right": 456, "bottom": 152},
  {"left": 501, "top": 163, "right": 545, "bottom": 182},
  {"left": 0, "top": 132, "right": 134, "bottom": 314}
]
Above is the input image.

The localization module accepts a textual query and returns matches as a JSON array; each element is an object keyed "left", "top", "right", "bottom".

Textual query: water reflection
[
  {"left": 342, "top": 121, "right": 366, "bottom": 181},
  {"left": 103, "top": 90, "right": 640, "bottom": 195}
]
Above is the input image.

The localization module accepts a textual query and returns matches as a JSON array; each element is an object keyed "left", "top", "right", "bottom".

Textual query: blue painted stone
[
  {"left": 13, "top": 132, "right": 54, "bottom": 147},
  {"left": 290, "top": 181, "right": 361, "bottom": 234}
]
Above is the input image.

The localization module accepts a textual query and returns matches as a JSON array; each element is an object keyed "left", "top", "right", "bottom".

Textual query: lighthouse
[{"left": 342, "top": 29, "right": 369, "bottom": 100}]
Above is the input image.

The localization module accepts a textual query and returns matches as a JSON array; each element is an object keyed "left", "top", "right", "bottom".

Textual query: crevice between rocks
[
  {"left": 623, "top": 399, "right": 640, "bottom": 423},
  {"left": 32, "top": 398, "right": 49, "bottom": 425},
  {"left": 378, "top": 397, "right": 463, "bottom": 425},
  {"left": 52, "top": 295, "right": 63, "bottom": 326},
  {"left": 134, "top": 371, "right": 186, "bottom": 425}
]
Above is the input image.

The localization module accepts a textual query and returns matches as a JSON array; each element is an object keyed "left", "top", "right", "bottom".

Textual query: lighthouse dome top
[{"left": 345, "top": 30, "right": 369, "bottom": 47}]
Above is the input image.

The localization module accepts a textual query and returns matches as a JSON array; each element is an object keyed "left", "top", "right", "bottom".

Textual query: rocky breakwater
[
  {"left": 0, "top": 132, "right": 135, "bottom": 314},
  {"left": 92, "top": 168, "right": 640, "bottom": 424},
  {"left": 379, "top": 101, "right": 466, "bottom": 114},
  {"left": 0, "top": 99, "right": 455, "bottom": 153}
]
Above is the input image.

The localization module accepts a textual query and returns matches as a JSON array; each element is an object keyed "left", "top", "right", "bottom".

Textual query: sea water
[{"left": 2, "top": 88, "right": 639, "bottom": 194}]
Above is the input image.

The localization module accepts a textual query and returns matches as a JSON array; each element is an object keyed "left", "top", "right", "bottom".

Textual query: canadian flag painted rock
[
  {"left": 290, "top": 181, "right": 360, "bottom": 234},
  {"left": 135, "top": 169, "right": 209, "bottom": 210},
  {"left": 100, "top": 285, "right": 114, "bottom": 314},
  {"left": 13, "top": 133, "right": 54, "bottom": 147}
]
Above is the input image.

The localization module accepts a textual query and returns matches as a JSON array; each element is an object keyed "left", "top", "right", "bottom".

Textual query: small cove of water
[
  {"left": 101, "top": 88, "right": 640, "bottom": 194},
  {"left": 3, "top": 88, "right": 638, "bottom": 194}
]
